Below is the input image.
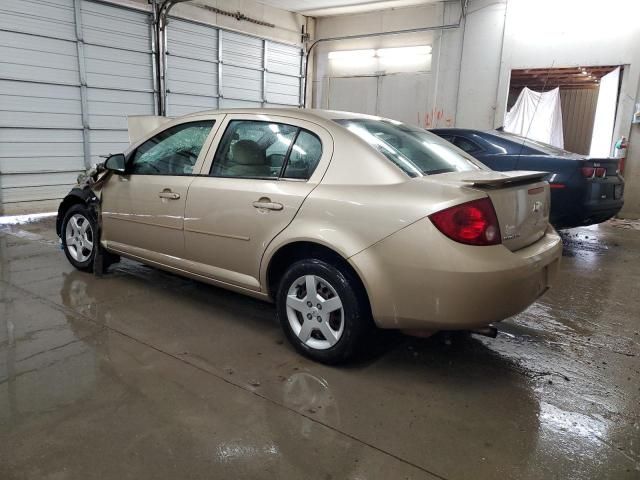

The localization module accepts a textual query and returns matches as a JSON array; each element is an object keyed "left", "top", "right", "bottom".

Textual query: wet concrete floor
[{"left": 0, "top": 217, "right": 638, "bottom": 479}]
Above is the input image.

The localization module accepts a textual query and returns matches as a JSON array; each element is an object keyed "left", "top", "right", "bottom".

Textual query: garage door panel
[
  {"left": 222, "top": 65, "right": 262, "bottom": 101},
  {"left": 85, "top": 71, "right": 153, "bottom": 92},
  {"left": 220, "top": 99, "right": 261, "bottom": 109},
  {"left": 1, "top": 140, "right": 84, "bottom": 159},
  {"left": 0, "top": 0, "right": 76, "bottom": 41},
  {"left": 0, "top": 30, "right": 77, "bottom": 56},
  {"left": 0, "top": 94, "right": 81, "bottom": 116},
  {"left": 267, "top": 42, "right": 301, "bottom": 77},
  {"left": 2, "top": 172, "right": 79, "bottom": 189},
  {"left": 168, "top": 20, "right": 218, "bottom": 61},
  {"left": 1, "top": 112, "right": 83, "bottom": 130},
  {"left": 0, "top": 79, "right": 79, "bottom": 99},
  {"left": 167, "top": 93, "right": 218, "bottom": 117},
  {"left": 168, "top": 57, "right": 218, "bottom": 96},
  {"left": 1, "top": 184, "right": 75, "bottom": 204},
  {"left": 266, "top": 72, "right": 299, "bottom": 105},
  {"left": 0, "top": 128, "right": 83, "bottom": 144},
  {"left": 81, "top": 1, "right": 151, "bottom": 52},
  {"left": 89, "top": 128, "right": 130, "bottom": 163},
  {"left": 0, "top": 45, "right": 78, "bottom": 73},
  {"left": 0, "top": 156, "right": 84, "bottom": 174},
  {"left": 84, "top": 43, "right": 152, "bottom": 69},
  {"left": 0, "top": 32, "right": 79, "bottom": 85},
  {"left": 222, "top": 31, "right": 262, "bottom": 69}
]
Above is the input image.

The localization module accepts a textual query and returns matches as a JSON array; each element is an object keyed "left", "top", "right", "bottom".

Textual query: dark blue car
[{"left": 430, "top": 128, "right": 624, "bottom": 229}]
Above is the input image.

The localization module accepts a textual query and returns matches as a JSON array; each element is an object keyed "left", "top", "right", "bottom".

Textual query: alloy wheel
[
  {"left": 65, "top": 213, "right": 94, "bottom": 263},
  {"left": 285, "top": 274, "right": 344, "bottom": 350}
]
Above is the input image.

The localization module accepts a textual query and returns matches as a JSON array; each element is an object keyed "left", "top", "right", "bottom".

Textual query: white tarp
[
  {"left": 589, "top": 67, "right": 620, "bottom": 157},
  {"left": 504, "top": 87, "right": 564, "bottom": 148}
]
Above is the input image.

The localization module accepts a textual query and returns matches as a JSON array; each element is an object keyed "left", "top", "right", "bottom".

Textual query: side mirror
[{"left": 104, "top": 153, "right": 126, "bottom": 174}]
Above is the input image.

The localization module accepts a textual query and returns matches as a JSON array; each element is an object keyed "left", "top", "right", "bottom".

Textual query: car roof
[{"left": 178, "top": 108, "right": 382, "bottom": 123}]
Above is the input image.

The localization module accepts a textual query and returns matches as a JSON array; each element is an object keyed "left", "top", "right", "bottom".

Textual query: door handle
[
  {"left": 158, "top": 190, "right": 180, "bottom": 200},
  {"left": 252, "top": 198, "right": 283, "bottom": 211}
]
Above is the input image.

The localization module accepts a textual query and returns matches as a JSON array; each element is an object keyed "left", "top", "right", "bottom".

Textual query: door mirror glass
[{"left": 104, "top": 153, "right": 126, "bottom": 173}]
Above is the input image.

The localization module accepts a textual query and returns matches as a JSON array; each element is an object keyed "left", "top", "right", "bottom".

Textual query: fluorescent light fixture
[
  {"left": 328, "top": 49, "right": 375, "bottom": 60},
  {"left": 376, "top": 45, "right": 432, "bottom": 57}
]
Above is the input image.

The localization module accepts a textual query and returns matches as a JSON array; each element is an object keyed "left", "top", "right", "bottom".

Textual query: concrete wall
[
  {"left": 312, "top": 1, "right": 462, "bottom": 128},
  {"left": 312, "top": 0, "right": 640, "bottom": 217}
]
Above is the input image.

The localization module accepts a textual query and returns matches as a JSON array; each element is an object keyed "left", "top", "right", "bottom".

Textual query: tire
[
  {"left": 277, "top": 258, "right": 371, "bottom": 364},
  {"left": 61, "top": 204, "right": 97, "bottom": 272}
]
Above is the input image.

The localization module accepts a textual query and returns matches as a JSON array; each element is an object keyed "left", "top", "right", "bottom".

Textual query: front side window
[
  {"left": 334, "top": 118, "right": 485, "bottom": 177},
  {"left": 130, "top": 120, "right": 214, "bottom": 175},
  {"left": 211, "top": 120, "right": 322, "bottom": 180}
]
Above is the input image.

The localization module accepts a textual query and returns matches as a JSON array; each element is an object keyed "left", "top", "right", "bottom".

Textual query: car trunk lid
[{"left": 430, "top": 170, "right": 550, "bottom": 251}]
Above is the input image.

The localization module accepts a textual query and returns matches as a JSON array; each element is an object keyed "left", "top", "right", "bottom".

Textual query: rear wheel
[
  {"left": 61, "top": 204, "right": 96, "bottom": 272},
  {"left": 277, "top": 259, "right": 371, "bottom": 364}
]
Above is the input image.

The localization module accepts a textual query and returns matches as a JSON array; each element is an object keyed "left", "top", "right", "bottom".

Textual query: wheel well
[
  {"left": 56, "top": 195, "right": 86, "bottom": 236},
  {"left": 266, "top": 242, "right": 371, "bottom": 311}
]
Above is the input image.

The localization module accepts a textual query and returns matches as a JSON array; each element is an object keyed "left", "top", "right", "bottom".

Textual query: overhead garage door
[
  {"left": 166, "top": 18, "right": 302, "bottom": 116},
  {"left": 0, "top": 0, "right": 154, "bottom": 215},
  {"left": 81, "top": 1, "right": 156, "bottom": 166},
  {"left": 1, "top": 2, "right": 301, "bottom": 214},
  {"left": 0, "top": 0, "right": 83, "bottom": 213}
]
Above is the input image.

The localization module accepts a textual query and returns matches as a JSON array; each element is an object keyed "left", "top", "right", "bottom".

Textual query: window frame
[
  {"left": 208, "top": 119, "right": 323, "bottom": 182},
  {"left": 124, "top": 119, "right": 218, "bottom": 177}
]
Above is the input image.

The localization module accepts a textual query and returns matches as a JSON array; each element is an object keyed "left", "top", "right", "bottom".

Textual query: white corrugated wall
[
  {"left": 0, "top": 0, "right": 155, "bottom": 215},
  {"left": 0, "top": 1, "right": 304, "bottom": 214},
  {"left": 166, "top": 18, "right": 303, "bottom": 116}
]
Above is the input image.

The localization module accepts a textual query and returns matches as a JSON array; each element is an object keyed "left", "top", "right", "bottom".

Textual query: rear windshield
[
  {"left": 334, "top": 118, "right": 484, "bottom": 177},
  {"left": 489, "top": 130, "right": 579, "bottom": 157}
]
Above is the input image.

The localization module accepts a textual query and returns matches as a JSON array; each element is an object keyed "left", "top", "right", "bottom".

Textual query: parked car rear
[{"left": 430, "top": 128, "right": 624, "bottom": 229}]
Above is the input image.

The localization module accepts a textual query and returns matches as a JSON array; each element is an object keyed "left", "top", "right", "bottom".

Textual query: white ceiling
[{"left": 256, "top": 0, "right": 436, "bottom": 17}]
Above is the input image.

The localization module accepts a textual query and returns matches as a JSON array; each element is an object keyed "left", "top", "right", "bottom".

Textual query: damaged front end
[{"left": 55, "top": 163, "right": 110, "bottom": 239}]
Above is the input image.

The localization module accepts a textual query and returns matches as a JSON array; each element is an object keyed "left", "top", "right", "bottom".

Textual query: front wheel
[
  {"left": 61, "top": 204, "right": 97, "bottom": 272},
  {"left": 277, "top": 259, "right": 371, "bottom": 364}
]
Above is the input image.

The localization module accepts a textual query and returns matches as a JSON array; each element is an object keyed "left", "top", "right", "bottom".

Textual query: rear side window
[
  {"left": 129, "top": 121, "right": 214, "bottom": 175},
  {"left": 211, "top": 120, "right": 322, "bottom": 180},
  {"left": 283, "top": 130, "right": 322, "bottom": 179},
  {"left": 334, "top": 118, "right": 483, "bottom": 177},
  {"left": 454, "top": 137, "right": 482, "bottom": 154}
]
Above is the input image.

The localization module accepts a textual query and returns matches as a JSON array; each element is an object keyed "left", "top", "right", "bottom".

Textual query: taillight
[
  {"left": 429, "top": 197, "right": 501, "bottom": 246},
  {"left": 595, "top": 167, "right": 606, "bottom": 178},
  {"left": 581, "top": 167, "right": 595, "bottom": 178}
]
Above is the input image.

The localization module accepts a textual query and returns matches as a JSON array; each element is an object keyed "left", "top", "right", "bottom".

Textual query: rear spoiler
[
  {"left": 461, "top": 171, "right": 548, "bottom": 187},
  {"left": 128, "top": 115, "right": 171, "bottom": 144}
]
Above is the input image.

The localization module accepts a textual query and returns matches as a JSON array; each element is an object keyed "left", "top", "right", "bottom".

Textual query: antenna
[{"left": 517, "top": 60, "right": 555, "bottom": 157}]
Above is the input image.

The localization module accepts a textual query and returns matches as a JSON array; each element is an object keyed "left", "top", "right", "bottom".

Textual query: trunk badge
[{"left": 532, "top": 201, "right": 543, "bottom": 213}]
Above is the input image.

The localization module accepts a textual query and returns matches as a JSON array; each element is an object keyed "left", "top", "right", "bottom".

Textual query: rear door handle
[
  {"left": 252, "top": 198, "right": 283, "bottom": 211},
  {"left": 158, "top": 190, "right": 180, "bottom": 200}
]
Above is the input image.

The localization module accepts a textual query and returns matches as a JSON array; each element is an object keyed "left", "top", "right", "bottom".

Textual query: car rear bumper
[
  {"left": 551, "top": 177, "right": 624, "bottom": 229},
  {"left": 349, "top": 218, "right": 562, "bottom": 330}
]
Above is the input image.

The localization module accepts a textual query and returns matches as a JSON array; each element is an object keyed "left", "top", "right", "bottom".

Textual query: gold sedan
[{"left": 56, "top": 109, "right": 562, "bottom": 364}]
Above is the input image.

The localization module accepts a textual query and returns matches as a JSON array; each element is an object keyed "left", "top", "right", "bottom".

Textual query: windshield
[{"left": 334, "top": 118, "right": 484, "bottom": 177}]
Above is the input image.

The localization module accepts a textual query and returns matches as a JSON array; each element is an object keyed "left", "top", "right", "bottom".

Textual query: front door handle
[
  {"left": 252, "top": 198, "right": 283, "bottom": 211},
  {"left": 159, "top": 190, "right": 180, "bottom": 200}
]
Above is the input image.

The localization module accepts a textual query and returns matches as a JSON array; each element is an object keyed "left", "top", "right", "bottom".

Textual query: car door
[
  {"left": 184, "top": 114, "right": 333, "bottom": 291},
  {"left": 101, "top": 117, "right": 220, "bottom": 264}
]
